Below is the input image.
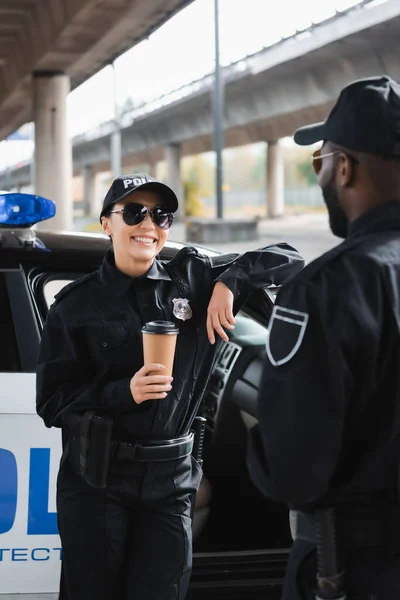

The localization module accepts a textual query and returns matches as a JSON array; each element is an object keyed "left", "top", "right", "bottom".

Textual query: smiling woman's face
[{"left": 101, "top": 189, "right": 170, "bottom": 276}]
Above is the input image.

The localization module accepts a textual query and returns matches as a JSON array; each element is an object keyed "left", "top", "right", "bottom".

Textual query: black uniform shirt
[
  {"left": 249, "top": 201, "right": 400, "bottom": 508},
  {"left": 36, "top": 243, "right": 304, "bottom": 441}
]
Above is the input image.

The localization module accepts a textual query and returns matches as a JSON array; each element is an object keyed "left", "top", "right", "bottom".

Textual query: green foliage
[
  {"left": 182, "top": 154, "right": 214, "bottom": 198},
  {"left": 120, "top": 97, "right": 134, "bottom": 115},
  {"left": 297, "top": 157, "right": 317, "bottom": 186},
  {"left": 183, "top": 180, "right": 205, "bottom": 217},
  {"left": 253, "top": 149, "right": 266, "bottom": 188},
  {"left": 224, "top": 145, "right": 263, "bottom": 190}
]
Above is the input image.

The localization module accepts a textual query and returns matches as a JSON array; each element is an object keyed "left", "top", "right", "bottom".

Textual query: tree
[
  {"left": 253, "top": 145, "right": 266, "bottom": 188},
  {"left": 119, "top": 95, "right": 146, "bottom": 116},
  {"left": 120, "top": 96, "right": 134, "bottom": 115},
  {"left": 182, "top": 154, "right": 214, "bottom": 197},
  {"left": 224, "top": 146, "right": 260, "bottom": 190},
  {"left": 183, "top": 180, "right": 205, "bottom": 217},
  {"left": 297, "top": 157, "right": 317, "bottom": 186}
]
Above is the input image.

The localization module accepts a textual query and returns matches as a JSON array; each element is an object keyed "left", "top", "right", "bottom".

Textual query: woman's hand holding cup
[{"left": 130, "top": 364, "right": 173, "bottom": 404}]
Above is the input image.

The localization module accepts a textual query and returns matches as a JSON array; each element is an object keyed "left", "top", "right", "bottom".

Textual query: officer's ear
[
  {"left": 101, "top": 215, "right": 112, "bottom": 238},
  {"left": 337, "top": 152, "right": 357, "bottom": 188}
]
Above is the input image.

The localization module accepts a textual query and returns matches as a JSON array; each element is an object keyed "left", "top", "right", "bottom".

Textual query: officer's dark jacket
[
  {"left": 36, "top": 243, "right": 304, "bottom": 441},
  {"left": 249, "top": 201, "right": 400, "bottom": 508}
]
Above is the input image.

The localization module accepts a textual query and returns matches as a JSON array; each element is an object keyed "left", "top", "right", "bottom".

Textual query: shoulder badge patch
[{"left": 266, "top": 305, "right": 309, "bottom": 366}]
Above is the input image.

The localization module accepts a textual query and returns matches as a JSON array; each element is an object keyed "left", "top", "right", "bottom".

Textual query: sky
[
  {"left": 0, "top": 0, "right": 381, "bottom": 169},
  {"left": 66, "top": 0, "right": 371, "bottom": 136}
]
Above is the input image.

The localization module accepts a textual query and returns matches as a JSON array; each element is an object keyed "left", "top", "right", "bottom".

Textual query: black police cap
[
  {"left": 100, "top": 173, "right": 179, "bottom": 221},
  {"left": 294, "top": 75, "right": 400, "bottom": 158}
]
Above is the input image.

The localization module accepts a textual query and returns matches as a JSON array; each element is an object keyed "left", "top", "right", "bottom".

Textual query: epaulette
[
  {"left": 165, "top": 245, "right": 200, "bottom": 267},
  {"left": 163, "top": 247, "right": 199, "bottom": 297},
  {"left": 53, "top": 271, "right": 96, "bottom": 305}
]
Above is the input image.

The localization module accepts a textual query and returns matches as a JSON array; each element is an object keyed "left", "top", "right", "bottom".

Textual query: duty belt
[{"left": 110, "top": 432, "right": 194, "bottom": 463}]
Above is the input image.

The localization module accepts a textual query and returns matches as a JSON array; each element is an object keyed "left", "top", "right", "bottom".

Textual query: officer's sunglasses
[
  {"left": 312, "top": 148, "right": 359, "bottom": 175},
  {"left": 109, "top": 203, "right": 174, "bottom": 230}
]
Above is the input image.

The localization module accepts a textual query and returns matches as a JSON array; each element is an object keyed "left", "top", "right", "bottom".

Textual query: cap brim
[
  {"left": 138, "top": 182, "right": 179, "bottom": 213},
  {"left": 293, "top": 122, "right": 327, "bottom": 146}
]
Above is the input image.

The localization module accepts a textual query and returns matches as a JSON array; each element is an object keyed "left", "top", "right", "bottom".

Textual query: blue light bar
[{"left": 0, "top": 193, "right": 56, "bottom": 227}]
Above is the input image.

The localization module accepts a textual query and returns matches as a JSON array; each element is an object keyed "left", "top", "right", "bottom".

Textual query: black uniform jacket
[
  {"left": 36, "top": 243, "right": 304, "bottom": 442},
  {"left": 248, "top": 201, "right": 400, "bottom": 509}
]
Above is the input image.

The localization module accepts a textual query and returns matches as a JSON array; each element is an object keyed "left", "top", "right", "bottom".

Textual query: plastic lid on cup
[{"left": 141, "top": 320, "right": 179, "bottom": 335}]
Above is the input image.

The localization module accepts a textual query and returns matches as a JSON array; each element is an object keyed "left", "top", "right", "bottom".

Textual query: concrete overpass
[
  {"left": 0, "top": 0, "right": 193, "bottom": 140},
  {"left": 0, "top": 0, "right": 193, "bottom": 227},
  {"left": 1, "top": 0, "right": 400, "bottom": 218}
]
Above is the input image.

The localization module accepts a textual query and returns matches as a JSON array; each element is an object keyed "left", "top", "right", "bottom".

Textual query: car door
[{"left": 0, "top": 267, "right": 63, "bottom": 595}]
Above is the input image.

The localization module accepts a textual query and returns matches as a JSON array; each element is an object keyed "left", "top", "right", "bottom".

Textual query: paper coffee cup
[{"left": 141, "top": 320, "right": 179, "bottom": 377}]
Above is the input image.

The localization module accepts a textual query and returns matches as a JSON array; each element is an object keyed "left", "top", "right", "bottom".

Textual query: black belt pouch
[{"left": 78, "top": 411, "right": 113, "bottom": 488}]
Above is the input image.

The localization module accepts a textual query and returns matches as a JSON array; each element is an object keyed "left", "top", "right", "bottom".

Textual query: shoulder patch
[
  {"left": 266, "top": 305, "right": 309, "bottom": 366},
  {"left": 53, "top": 272, "right": 96, "bottom": 305}
]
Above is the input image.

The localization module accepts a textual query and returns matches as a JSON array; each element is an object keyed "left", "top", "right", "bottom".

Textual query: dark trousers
[
  {"left": 282, "top": 539, "right": 400, "bottom": 600},
  {"left": 57, "top": 453, "right": 203, "bottom": 600}
]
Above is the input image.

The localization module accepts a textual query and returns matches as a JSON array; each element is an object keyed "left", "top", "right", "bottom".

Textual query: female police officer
[{"left": 36, "top": 173, "right": 304, "bottom": 600}]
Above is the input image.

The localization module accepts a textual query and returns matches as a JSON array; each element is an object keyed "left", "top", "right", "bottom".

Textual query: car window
[
  {"left": 43, "top": 279, "right": 73, "bottom": 309},
  {"left": 0, "top": 272, "right": 21, "bottom": 372}
]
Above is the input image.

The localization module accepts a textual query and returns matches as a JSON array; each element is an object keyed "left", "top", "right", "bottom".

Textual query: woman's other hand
[{"left": 207, "top": 281, "right": 235, "bottom": 345}]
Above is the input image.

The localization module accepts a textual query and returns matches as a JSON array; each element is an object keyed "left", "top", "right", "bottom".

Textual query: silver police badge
[
  {"left": 172, "top": 298, "right": 193, "bottom": 321},
  {"left": 266, "top": 305, "right": 309, "bottom": 366}
]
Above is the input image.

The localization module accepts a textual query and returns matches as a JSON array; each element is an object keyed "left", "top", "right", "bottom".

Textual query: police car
[{"left": 0, "top": 193, "right": 289, "bottom": 600}]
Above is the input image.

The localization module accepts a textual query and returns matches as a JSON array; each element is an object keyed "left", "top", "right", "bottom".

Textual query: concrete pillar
[
  {"left": 93, "top": 173, "right": 107, "bottom": 222},
  {"left": 110, "top": 62, "right": 122, "bottom": 179},
  {"left": 165, "top": 143, "right": 183, "bottom": 220},
  {"left": 33, "top": 71, "right": 73, "bottom": 230},
  {"left": 82, "top": 165, "right": 97, "bottom": 217},
  {"left": 266, "top": 140, "right": 284, "bottom": 218},
  {"left": 110, "top": 127, "right": 122, "bottom": 179}
]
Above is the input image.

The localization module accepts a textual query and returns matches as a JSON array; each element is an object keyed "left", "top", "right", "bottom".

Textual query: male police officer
[{"left": 248, "top": 75, "right": 400, "bottom": 599}]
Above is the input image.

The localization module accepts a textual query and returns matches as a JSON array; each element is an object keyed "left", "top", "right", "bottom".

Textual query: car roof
[{"left": 0, "top": 228, "right": 220, "bottom": 271}]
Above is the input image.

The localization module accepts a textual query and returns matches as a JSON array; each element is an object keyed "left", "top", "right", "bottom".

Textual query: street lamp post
[
  {"left": 110, "top": 62, "right": 122, "bottom": 179},
  {"left": 213, "top": 0, "right": 224, "bottom": 219}
]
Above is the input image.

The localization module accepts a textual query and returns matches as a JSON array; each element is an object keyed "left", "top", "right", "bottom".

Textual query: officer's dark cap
[
  {"left": 100, "top": 173, "right": 179, "bottom": 222},
  {"left": 294, "top": 75, "right": 400, "bottom": 158}
]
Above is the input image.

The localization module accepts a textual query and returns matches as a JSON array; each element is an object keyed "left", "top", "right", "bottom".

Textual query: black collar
[
  {"left": 98, "top": 250, "right": 171, "bottom": 295},
  {"left": 349, "top": 200, "right": 400, "bottom": 238}
]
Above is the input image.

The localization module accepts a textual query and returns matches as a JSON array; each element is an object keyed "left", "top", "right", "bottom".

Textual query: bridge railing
[{"left": 72, "top": 0, "right": 377, "bottom": 146}]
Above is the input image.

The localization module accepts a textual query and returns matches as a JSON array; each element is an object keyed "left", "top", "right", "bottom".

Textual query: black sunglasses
[{"left": 109, "top": 203, "right": 174, "bottom": 230}]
